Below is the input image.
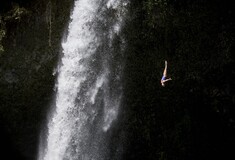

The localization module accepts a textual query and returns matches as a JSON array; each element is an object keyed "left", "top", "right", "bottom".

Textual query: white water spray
[{"left": 38, "top": 0, "right": 128, "bottom": 160}]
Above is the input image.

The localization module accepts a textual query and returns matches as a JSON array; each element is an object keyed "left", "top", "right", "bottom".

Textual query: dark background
[{"left": 0, "top": 0, "right": 234, "bottom": 159}]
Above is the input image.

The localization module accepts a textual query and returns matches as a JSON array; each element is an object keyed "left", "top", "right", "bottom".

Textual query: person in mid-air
[{"left": 161, "top": 60, "right": 172, "bottom": 87}]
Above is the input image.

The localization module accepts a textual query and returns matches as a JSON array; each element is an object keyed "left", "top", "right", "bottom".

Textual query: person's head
[{"left": 161, "top": 82, "right": 165, "bottom": 87}]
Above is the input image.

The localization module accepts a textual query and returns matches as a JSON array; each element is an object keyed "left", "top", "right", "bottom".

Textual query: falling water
[{"left": 38, "top": 0, "right": 128, "bottom": 160}]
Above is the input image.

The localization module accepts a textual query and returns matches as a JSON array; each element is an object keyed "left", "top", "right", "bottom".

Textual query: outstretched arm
[
  {"left": 162, "top": 78, "right": 172, "bottom": 83},
  {"left": 163, "top": 61, "right": 167, "bottom": 77}
]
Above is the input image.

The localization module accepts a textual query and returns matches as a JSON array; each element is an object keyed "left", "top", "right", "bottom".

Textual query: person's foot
[{"left": 165, "top": 61, "right": 167, "bottom": 65}]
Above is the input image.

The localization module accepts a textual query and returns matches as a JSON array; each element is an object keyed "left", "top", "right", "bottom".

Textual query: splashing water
[{"left": 38, "top": 0, "right": 128, "bottom": 160}]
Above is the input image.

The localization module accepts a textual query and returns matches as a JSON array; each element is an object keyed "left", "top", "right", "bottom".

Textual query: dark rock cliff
[{"left": 0, "top": 0, "right": 73, "bottom": 159}]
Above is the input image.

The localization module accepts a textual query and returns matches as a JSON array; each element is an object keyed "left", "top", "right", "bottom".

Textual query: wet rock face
[
  {"left": 0, "top": 0, "right": 73, "bottom": 159},
  {"left": 3, "top": 70, "right": 19, "bottom": 83}
]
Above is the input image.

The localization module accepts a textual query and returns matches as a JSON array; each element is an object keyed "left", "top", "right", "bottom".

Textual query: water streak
[{"left": 38, "top": 0, "right": 129, "bottom": 160}]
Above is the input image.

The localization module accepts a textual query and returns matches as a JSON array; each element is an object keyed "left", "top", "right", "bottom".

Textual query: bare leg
[{"left": 163, "top": 61, "right": 167, "bottom": 77}]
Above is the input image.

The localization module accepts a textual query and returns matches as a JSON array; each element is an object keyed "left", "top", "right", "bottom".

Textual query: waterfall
[{"left": 38, "top": 0, "right": 128, "bottom": 160}]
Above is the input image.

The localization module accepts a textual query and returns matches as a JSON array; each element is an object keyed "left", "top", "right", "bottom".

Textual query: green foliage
[
  {"left": 0, "top": 30, "right": 5, "bottom": 52},
  {"left": 0, "top": 3, "right": 29, "bottom": 54},
  {"left": 4, "top": 3, "right": 29, "bottom": 21},
  {"left": 0, "top": 16, "right": 6, "bottom": 52}
]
